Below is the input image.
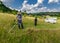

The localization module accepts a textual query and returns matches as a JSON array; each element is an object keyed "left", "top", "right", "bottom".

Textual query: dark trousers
[
  {"left": 34, "top": 20, "right": 37, "bottom": 26},
  {"left": 18, "top": 20, "right": 24, "bottom": 29}
]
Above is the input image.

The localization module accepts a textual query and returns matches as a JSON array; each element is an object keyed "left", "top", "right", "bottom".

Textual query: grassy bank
[{"left": 0, "top": 13, "right": 60, "bottom": 43}]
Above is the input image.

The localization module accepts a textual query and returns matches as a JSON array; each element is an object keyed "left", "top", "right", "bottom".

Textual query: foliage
[{"left": 0, "top": 1, "right": 17, "bottom": 14}]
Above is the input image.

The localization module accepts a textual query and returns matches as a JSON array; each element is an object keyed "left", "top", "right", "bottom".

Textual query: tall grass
[{"left": 0, "top": 13, "right": 60, "bottom": 43}]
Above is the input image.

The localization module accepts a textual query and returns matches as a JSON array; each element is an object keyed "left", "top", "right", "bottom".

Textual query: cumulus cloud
[
  {"left": 21, "top": 0, "right": 48, "bottom": 13},
  {"left": 21, "top": 0, "right": 44, "bottom": 12},
  {"left": 48, "top": 8, "right": 60, "bottom": 12},
  {"left": 31, "top": 0, "right": 43, "bottom": 8},
  {"left": 8, "top": 7, "right": 14, "bottom": 10},
  {"left": 38, "top": 0, "right": 44, "bottom": 3},
  {"left": 26, "top": 7, "right": 48, "bottom": 13},
  {"left": 1, "top": 0, "right": 11, "bottom": 2},
  {"left": 1, "top": 0, "right": 15, "bottom": 8},
  {"left": 20, "top": 0, "right": 60, "bottom": 13},
  {"left": 1, "top": 0, "right": 7, "bottom": 3},
  {"left": 1, "top": 0, "right": 5, "bottom": 1},
  {"left": 29, "top": 7, "right": 60, "bottom": 13},
  {"left": 1, "top": 0, "right": 60, "bottom": 13},
  {"left": 48, "top": 0, "right": 59, "bottom": 3}
]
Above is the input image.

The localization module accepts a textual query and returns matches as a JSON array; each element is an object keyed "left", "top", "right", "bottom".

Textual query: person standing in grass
[
  {"left": 34, "top": 16, "right": 37, "bottom": 26},
  {"left": 16, "top": 11, "right": 24, "bottom": 29}
]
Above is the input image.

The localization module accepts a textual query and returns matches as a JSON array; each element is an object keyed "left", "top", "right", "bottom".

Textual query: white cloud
[
  {"left": 20, "top": 0, "right": 60, "bottom": 13},
  {"left": 48, "top": 0, "right": 59, "bottom": 3},
  {"left": 21, "top": 0, "right": 43, "bottom": 12},
  {"left": 1, "top": 0, "right": 4, "bottom": 1},
  {"left": 1, "top": 0, "right": 6, "bottom": 2},
  {"left": 21, "top": 0, "right": 50, "bottom": 13},
  {"left": 1, "top": 0, "right": 14, "bottom": 2},
  {"left": 1, "top": 0, "right": 60, "bottom": 13},
  {"left": 29, "top": 7, "right": 49, "bottom": 13},
  {"left": 48, "top": 8, "right": 60, "bottom": 12},
  {"left": 1, "top": 0, "right": 15, "bottom": 8},
  {"left": 38, "top": 0, "right": 44, "bottom": 3},
  {"left": 9, "top": 7, "right": 14, "bottom": 10},
  {"left": 33, "top": 0, "right": 43, "bottom": 7}
]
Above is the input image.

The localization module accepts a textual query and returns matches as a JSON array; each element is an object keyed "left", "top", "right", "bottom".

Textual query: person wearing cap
[{"left": 16, "top": 11, "right": 24, "bottom": 29}]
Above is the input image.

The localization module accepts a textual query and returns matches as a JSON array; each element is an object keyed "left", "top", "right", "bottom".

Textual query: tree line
[{"left": 0, "top": 1, "right": 17, "bottom": 14}]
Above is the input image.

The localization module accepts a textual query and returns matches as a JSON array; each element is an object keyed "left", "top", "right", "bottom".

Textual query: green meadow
[{"left": 0, "top": 13, "right": 60, "bottom": 43}]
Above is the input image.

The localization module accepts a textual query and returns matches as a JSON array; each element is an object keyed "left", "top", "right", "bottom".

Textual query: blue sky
[{"left": 1, "top": 0, "right": 60, "bottom": 13}]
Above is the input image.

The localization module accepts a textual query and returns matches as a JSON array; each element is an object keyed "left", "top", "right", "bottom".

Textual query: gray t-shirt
[{"left": 17, "top": 14, "right": 22, "bottom": 21}]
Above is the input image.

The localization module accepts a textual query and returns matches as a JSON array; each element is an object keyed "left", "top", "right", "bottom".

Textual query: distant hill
[
  {"left": 33, "top": 12, "right": 60, "bottom": 16},
  {"left": 0, "top": 1, "right": 17, "bottom": 14}
]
